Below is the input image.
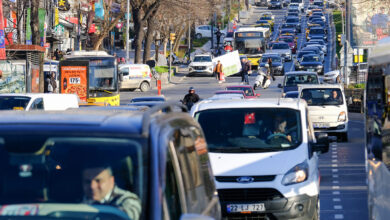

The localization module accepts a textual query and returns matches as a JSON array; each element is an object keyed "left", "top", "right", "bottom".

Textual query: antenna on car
[{"left": 141, "top": 102, "right": 188, "bottom": 137}]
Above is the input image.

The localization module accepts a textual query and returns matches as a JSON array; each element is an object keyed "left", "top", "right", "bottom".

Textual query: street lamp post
[{"left": 126, "top": 0, "right": 130, "bottom": 63}]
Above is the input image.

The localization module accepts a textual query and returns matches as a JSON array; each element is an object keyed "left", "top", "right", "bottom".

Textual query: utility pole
[{"left": 126, "top": 0, "right": 130, "bottom": 63}]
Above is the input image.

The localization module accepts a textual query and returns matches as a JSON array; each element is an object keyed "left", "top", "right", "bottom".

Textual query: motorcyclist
[{"left": 182, "top": 87, "right": 200, "bottom": 110}]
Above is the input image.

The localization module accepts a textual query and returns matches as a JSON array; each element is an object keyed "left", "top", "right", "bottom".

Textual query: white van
[
  {"left": 191, "top": 98, "right": 329, "bottom": 219},
  {"left": 299, "top": 84, "right": 349, "bottom": 142},
  {"left": 119, "top": 64, "right": 152, "bottom": 92},
  {"left": 0, "top": 93, "right": 79, "bottom": 111}
]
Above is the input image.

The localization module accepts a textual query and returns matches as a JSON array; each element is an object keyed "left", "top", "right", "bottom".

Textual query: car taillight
[{"left": 149, "top": 72, "right": 152, "bottom": 78}]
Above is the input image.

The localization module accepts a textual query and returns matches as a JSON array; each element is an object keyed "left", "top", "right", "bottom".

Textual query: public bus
[
  {"left": 234, "top": 27, "right": 270, "bottom": 68},
  {"left": 365, "top": 37, "right": 390, "bottom": 219},
  {"left": 60, "top": 51, "right": 120, "bottom": 106}
]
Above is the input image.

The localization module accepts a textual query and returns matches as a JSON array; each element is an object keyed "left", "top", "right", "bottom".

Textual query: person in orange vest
[{"left": 214, "top": 60, "right": 224, "bottom": 83}]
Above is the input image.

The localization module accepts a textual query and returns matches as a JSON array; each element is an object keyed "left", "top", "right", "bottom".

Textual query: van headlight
[
  {"left": 338, "top": 111, "right": 347, "bottom": 122},
  {"left": 282, "top": 161, "right": 308, "bottom": 185}
]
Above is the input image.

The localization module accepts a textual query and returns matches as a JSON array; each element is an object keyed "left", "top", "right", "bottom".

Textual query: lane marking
[
  {"left": 333, "top": 180, "right": 340, "bottom": 184},
  {"left": 332, "top": 155, "right": 338, "bottom": 158},
  {"left": 334, "top": 205, "right": 343, "bottom": 210},
  {"left": 332, "top": 169, "right": 338, "bottom": 172},
  {"left": 333, "top": 174, "right": 339, "bottom": 178},
  {"left": 332, "top": 191, "right": 340, "bottom": 195},
  {"left": 333, "top": 198, "right": 341, "bottom": 202},
  {"left": 332, "top": 164, "right": 338, "bottom": 167},
  {"left": 335, "top": 214, "right": 344, "bottom": 219},
  {"left": 332, "top": 159, "right": 338, "bottom": 163},
  {"left": 332, "top": 186, "right": 340, "bottom": 190}
]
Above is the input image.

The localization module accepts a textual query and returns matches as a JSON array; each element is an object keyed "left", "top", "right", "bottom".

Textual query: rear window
[
  {"left": 227, "top": 87, "right": 254, "bottom": 96},
  {"left": 272, "top": 43, "right": 290, "bottom": 49},
  {"left": 310, "top": 29, "right": 325, "bottom": 34},
  {"left": 0, "top": 96, "right": 31, "bottom": 110},
  {"left": 285, "top": 74, "right": 319, "bottom": 86},
  {"left": 193, "top": 56, "right": 212, "bottom": 62}
]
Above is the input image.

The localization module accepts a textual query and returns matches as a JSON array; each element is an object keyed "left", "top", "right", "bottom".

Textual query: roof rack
[{"left": 141, "top": 102, "right": 188, "bottom": 136}]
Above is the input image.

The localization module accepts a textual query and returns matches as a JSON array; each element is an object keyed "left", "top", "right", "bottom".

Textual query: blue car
[
  {"left": 308, "top": 27, "right": 327, "bottom": 42},
  {"left": 0, "top": 104, "right": 221, "bottom": 220},
  {"left": 296, "top": 54, "right": 324, "bottom": 75},
  {"left": 278, "top": 71, "right": 320, "bottom": 95}
]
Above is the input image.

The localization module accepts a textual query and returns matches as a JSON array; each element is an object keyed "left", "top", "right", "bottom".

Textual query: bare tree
[
  {"left": 93, "top": 0, "right": 126, "bottom": 50},
  {"left": 31, "top": 0, "right": 40, "bottom": 45}
]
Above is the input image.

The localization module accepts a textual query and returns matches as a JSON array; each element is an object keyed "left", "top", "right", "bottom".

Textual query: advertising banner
[
  {"left": 26, "top": 9, "right": 32, "bottom": 45},
  {"left": 38, "top": 8, "right": 45, "bottom": 47},
  {"left": 351, "top": 0, "right": 390, "bottom": 46},
  {"left": 0, "top": 0, "right": 6, "bottom": 59},
  {"left": 31, "top": 65, "right": 40, "bottom": 93},
  {"left": 60, "top": 66, "right": 88, "bottom": 101},
  {"left": 212, "top": 50, "right": 242, "bottom": 77}
]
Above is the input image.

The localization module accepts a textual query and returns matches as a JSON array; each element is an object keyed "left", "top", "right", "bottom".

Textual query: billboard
[
  {"left": 351, "top": 0, "right": 390, "bottom": 46},
  {"left": 60, "top": 65, "right": 88, "bottom": 101}
]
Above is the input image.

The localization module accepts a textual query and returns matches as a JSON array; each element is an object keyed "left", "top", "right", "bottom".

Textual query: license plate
[
  {"left": 227, "top": 203, "right": 265, "bottom": 213},
  {"left": 308, "top": 68, "right": 315, "bottom": 72},
  {"left": 313, "top": 123, "right": 329, "bottom": 128}
]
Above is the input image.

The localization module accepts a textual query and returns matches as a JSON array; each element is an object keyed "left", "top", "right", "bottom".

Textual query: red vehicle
[
  {"left": 225, "top": 85, "right": 260, "bottom": 99},
  {"left": 278, "top": 36, "right": 297, "bottom": 54}
]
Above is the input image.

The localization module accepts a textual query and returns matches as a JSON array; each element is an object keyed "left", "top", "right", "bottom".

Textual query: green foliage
[
  {"left": 347, "top": 83, "right": 365, "bottom": 89},
  {"left": 333, "top": 10, "right": 343, "bottom": 60},
  {"left": 193, "top": 38, "right": 209, "bottom": 48},
  {"left": 155, "top": 66, "right": 169, "bottom": 74}
]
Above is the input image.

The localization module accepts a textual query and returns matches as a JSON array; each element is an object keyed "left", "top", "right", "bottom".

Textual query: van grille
[
  {"left": 218, "top": 188, "right": 284, "bottom": 202},
  {"left": 215, "top": 175, "right": 276, "bottom": 183}
]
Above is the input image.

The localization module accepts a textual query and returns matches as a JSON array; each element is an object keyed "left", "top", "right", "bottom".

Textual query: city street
[{"left": 119, "top": 2, "right": 368, "bottom": 220}]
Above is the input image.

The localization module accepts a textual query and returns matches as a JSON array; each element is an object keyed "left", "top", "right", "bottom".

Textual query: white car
[
  {"left": 191, "top": 98, "right": 329, "bottom": 219},
  {"left": 188, "top": 54, "right": 214, "bottom": 76},
  {"left": 299, "top": 84, "right": 349, "bottom": 141},
  {"left": 195, "top": 25, "right": 226, "bottom": 39},
  {"left": 323, "top": 70, "right": 341, "bottom": 84},
  {"left": 0, "top": 93, "right": 79, "bottom": 111}
]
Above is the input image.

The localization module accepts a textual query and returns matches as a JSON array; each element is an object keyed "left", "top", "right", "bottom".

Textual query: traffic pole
[{"left": 157, "top": 79, "right": 161, "bottom": 95}]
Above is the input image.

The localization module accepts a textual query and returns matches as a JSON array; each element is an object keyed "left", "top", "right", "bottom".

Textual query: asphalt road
[{"left": 119, "top": 2, "right": 368, "bottom": 220}]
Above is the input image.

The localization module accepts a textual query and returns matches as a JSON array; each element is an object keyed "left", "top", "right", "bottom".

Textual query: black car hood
[{"left": 300, "top": 61, "right": 322, "bottom": 66}]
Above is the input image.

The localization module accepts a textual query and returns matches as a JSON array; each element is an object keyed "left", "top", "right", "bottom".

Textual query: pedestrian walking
[
  {"left": 267, "top": 57, "right": 275, "bottom": 81},
  {"left": 214, "top": 60, "right": 224, "bottom": 83},
  {"left": 54, "top": 49, "right": 60, "bottom": 60},
  {"left": 241, "top": 58, "right": 250, "bottom": 85},
  {"left": 46, "top": 72, "right": 57, "bottom": 93},
  {"left": 215, "top": 28, "right": 222, "bottom": 47}
]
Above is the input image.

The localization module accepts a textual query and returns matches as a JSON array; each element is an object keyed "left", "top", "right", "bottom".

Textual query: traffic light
[
  {"left": 170, "top": 33, "right": 176, "bottom": 42},
  {"left": 338, "top": 34, "right": 341, "bottom": 45}
]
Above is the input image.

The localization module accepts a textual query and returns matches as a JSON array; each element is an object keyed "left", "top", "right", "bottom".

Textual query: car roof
[
  {"left": 215, "top": 90, "right": 245, "bottom": 94},
  {"left": 131, "top": 96, "right": 166, "bottom": 102},
  {"left": 192, "top": 98, "right": 307, "bottom": 113},
  {"left": 0, "top": 110, "right": 144, "bottom": 135},
  {"left": 262, "top": 53, "right": 281, "bottom": 57},
  {"left": 299, "top": 84, "right": 343, "bottom": 90},
  {"left": 285, "top": 71, "right": 317, "bottom": 75},
  {"left": 226, "top": 85, "right": 252, "bottom": 89}
]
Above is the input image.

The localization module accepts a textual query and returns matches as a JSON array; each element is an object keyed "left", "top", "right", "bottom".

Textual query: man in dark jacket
[
  {"left": 241, "top": 59, "right": 250, "bottom": 85},
  {"left": 183, "top": 87, "right": 200, "bottom": 110}
]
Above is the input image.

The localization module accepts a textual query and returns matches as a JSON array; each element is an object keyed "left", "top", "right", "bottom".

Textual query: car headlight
[
  {"left": 282, "top": 161, "right": 308, "bottom": 185},
  {"left": 277, "top": 66, "right": 283, "bottom": 69},
  {"left": 338, "top": 111, "right": 347, "bottom": 122},
  {"left": 316, "top": 65, "right": 323, "bottom": 69}
]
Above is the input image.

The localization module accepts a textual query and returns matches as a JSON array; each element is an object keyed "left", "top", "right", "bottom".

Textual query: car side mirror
[
  {"left": 278, "top": 83, "right": 282, "bottom": 88},
  {"left": 312, "top": 132, "right": 330, "bottom": 154},
  {"left": 119, "top": 73, "right": 124, "bottom": 82},
  {"left": 180, "top": 214, "right": 215, "bottom": 220}
]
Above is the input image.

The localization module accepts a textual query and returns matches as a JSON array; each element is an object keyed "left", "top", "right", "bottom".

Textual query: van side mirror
[
  {"left": 312, "top": 132, "right": 330, "bottom": 154},
  {"left": 180, "top": 214, "right": 215, "bottom": 220},
  {"left": 119, "top": 72, "right": 124, "bottom": 82},
  {"left": 278, "top": 83, "right": 282, "bottom": 88}
]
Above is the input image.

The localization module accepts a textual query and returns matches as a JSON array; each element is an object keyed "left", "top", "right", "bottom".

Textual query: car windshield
[
  {"left": 297, "top": 51, "right": 313, "bottom": 59},
  {"left": 310, "top": 29, "right": 325, "bottom": 34},
  {"left": 193, "top": 56, "right": 212, "bottom": 62},
  {"left": 285, "top": 74, "right": 319, "bottom": 86},
  {"left": 195, "top": 108, "right": 302, "bottom": 152},
  {"left": 262, "top": 56, "right": 282, "bottom": 63},
  {"left": 131, "top": 97, "right": 165, "bottom": 102},
  {"left": 301, "top": 88, "right": 343, "bottom": 106},
  {"left": 285, "top": 92, "right": 299, "bottom": 98},
  {"left": 0, "top": 96, "right": 31, "bottom": 110},
  {"left": 281, "top": 29, "right": 294, "bottom": 34},
  {"left": 280, "top": 38, "right": 294, "bottom": 43},
  {"left": 310, "top": 40, "right": 324, "bottom": 45},
  {"left": 235, "top": 40, "right": 264, "bottom": 54},
  {"left": 0, "top": 136, "right": 145, "bottom": 219},
  {"left": 282, "top": 24, "right": 295, "bottom": 28},
  {"left": 260, "top": 17, "right": 271, "bottom": 21},
  {"left": 302, "top": 55, "right": 320, "bottom": 62},
  {"left": 314, "top": 1, "right": 324, "bottom": 6},
  {"left": 227, "top": 87, "right": 254, "bottom": 96},
  {"left": 272, "top": 43, "right": 289, "bottom": 49}
]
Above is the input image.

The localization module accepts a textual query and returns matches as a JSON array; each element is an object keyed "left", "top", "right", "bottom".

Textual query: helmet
[{"left": 189, "top": 87, "right": 195, "bottom": 91}]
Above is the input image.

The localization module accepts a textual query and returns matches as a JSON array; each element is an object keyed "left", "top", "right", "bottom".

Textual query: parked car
[
  {"left": 226, "top": 85, "right": 260, "bottom": 99},
  {"left": 0, "top": 93, "right": 79, "bottom": 111},
  {"left": 278, "top": 71, "right": 320, "bottom": 95},
  {"left": 191, "top": 98, "right": 329, "bottom": 219},
  {"left": 119, "top": 64, "right": 152, "bottom": 92},
  {"left": 195, "top": 25, "right": 226, "bottom": 39},
  {"left": 188, "top": 54, "right": 214, "bottom": 76},
  {"left": 0, "top": 104, "right": 221, "bottom": 219},
  {"left": 299, "top": 84, "right": 349, "bottom": 141}
]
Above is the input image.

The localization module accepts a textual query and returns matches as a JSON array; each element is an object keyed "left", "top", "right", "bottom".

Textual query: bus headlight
[{"left": 338, "top": 111, "right": 347, "bottom": 122}]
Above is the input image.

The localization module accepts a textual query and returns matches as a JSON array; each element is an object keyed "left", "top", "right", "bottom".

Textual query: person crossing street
[{"left": 214, "top": 60, "right": 224, "bottom": 83}]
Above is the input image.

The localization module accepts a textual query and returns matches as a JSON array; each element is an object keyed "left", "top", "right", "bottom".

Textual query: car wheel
[
  {"left": 282, "top": 68, "right": 285, "bottom": 75},
  {"left": 128, "top": 88, "right": 136, "bottom": 92},
  {"left": 140, "top": 82, "right": 150, "bottom": 92},
  {"left": 338, "top": 132, "right": 348, "bottom": 142},
  {"left": 312, "top": 198, "right": 320, "bottom": 220},
  {"left": 195, "top": 33, "right": 202, "bottom": 39}
]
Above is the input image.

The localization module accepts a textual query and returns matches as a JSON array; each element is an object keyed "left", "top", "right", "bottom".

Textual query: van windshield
[
  {"left": 301, "top": 88, "right": 344, "bottom": 106},
  {"left": 0, "top": 96, "right": 30, "bottom": 110},
  {"left": 195, "top": 108, "right": 302, "bottom": 153},
  {"left": 285, "top": 74, "right": 319, "bottom": 86}
]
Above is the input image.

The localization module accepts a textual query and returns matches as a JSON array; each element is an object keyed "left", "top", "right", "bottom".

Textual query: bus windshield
[
  {"left": 88, "top": 58, "right": 118, "bottom": 91},
  {"left": 235, "top": 39, "right": 264, "bottom": 55}
]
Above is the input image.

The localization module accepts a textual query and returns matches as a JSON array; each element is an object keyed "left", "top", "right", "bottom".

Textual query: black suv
[{"left": 0, "top": 104, "right": 220, "bottom": 220}]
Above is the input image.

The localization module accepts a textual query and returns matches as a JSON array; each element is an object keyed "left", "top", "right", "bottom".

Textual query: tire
[
  {"left": 313, "top": 198, "right": 320, "bottom": 220},
  {"left": 140, "top": 82, "right": 150, "bottom": 92},
  {"left": 195, "top": 33, "right": 202, "bottom": 39},
  {"left": 128, "top": 88, "right": 136, "bottom": 92},
  {"left": 340, "top": 132, "right": 348, "bottom": 142}
]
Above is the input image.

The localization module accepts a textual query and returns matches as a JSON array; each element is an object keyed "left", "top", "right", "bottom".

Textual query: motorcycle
[{"left": 254, "top": 65, "right": 271, "bottom": 90}]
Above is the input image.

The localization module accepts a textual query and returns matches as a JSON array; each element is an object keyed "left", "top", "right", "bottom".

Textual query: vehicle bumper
[
  {"left": 189, "top": 68, "right": 213, "bottom": 75},
  {"left": 313, "top": 121, "right": 348, "bottom": 133},
  {"left": 272, "top": 67, "right": 284, "bottom": 75},
  {"left": 323, "top": 76, "right": 337, "bottom": 83},
  {"left": 220, "top": 194, "right": 318, "bottom": 219},
  {"left": 280, "top": 54, "right": 292, "bottom": 61},
  {"left": 301, "top": 67, "right": 323, "bottom": 74}
]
